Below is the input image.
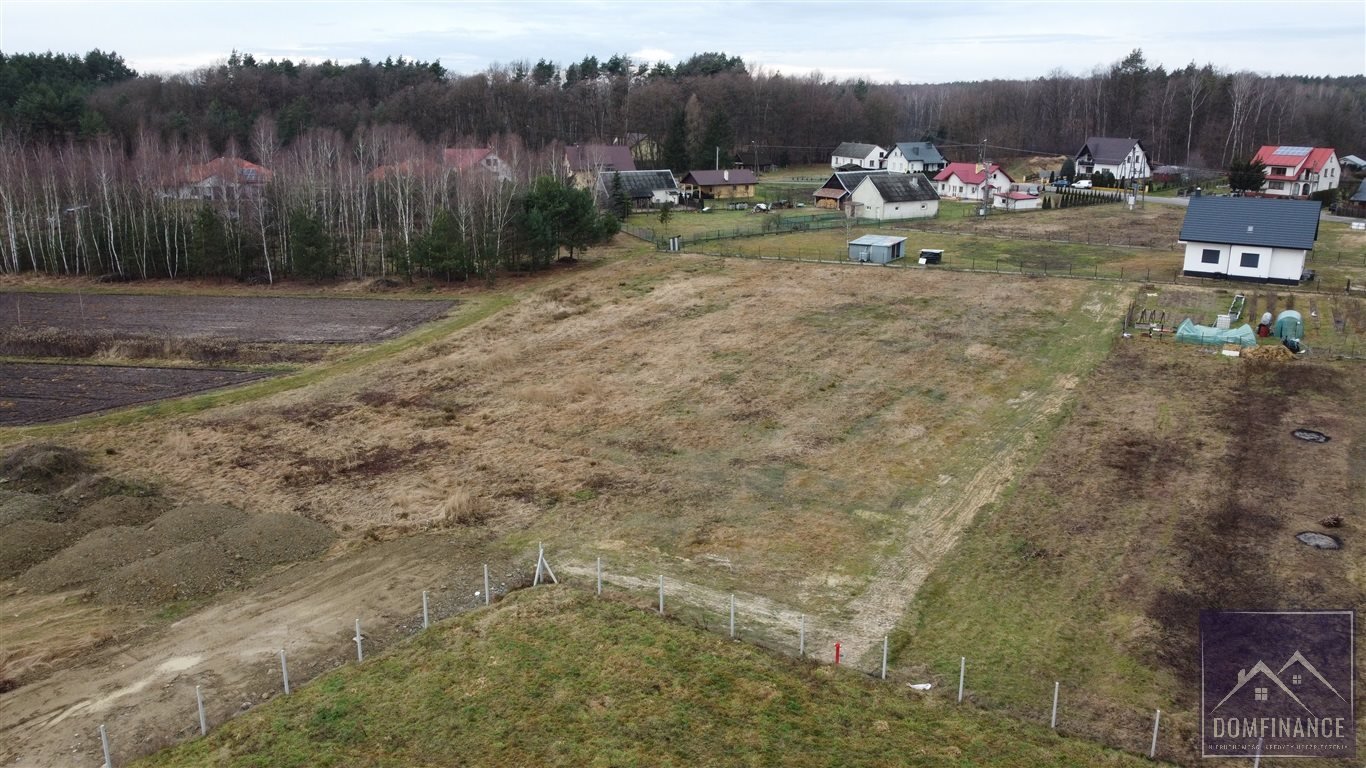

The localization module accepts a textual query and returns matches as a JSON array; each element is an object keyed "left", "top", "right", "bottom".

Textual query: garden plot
[
  {"left": 0, "top": 362, "right": 270, "bottom": 425},
  {"left": 0, "top": 293, "right": 455, "bottom": 343}
]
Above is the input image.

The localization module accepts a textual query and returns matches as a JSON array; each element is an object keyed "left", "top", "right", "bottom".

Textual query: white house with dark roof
[
  {"left": 813, "top": 169, "right": 887, "bottom": 212},
  {"left": 1179, "top": 197, "right": 1320, "bottom": 284},
  {"left": 831, "top": 142, "right": 886, "bottom": 170},
  {"left": 596, "top": 169, "right": 679, "bottom": 209},
  {"left": 885, "top": 142, "right": 947, "bottom": 174},
  {"left": 566, "top": 144, "right": 637, "bottom": 188},
  {"left": 1075, "top": 137, "right": 1151, "bottom": 180},
  {"left": 1251, "top": 145, "right": 1340, "bottom": 198},
  {"left": 849, "top": 173, "right": 939, "bottom": 220}
]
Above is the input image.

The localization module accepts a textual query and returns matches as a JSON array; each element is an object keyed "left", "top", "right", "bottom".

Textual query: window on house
[
  {"left": 1292, "top": 674, "right": 1302, "bottom": 685},
  {"left": 1255, "top": 687, "right": 1268, "bottom": 701},
  {"left": 1240, "top": 252, "right": 1259, "bottom": 268},
  {"left": 1201, "top": 249, "right": 1220, "bottom": 264},
  {"left": 1269, "top": 181, "right": 1284, "bottom": 190}
]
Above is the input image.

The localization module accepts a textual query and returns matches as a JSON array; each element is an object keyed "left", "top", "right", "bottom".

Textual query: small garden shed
[{"left": 847, "top": 235, "right": 907, "bottom": 264}]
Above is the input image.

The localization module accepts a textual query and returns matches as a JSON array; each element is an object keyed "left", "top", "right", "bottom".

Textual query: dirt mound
[
  {"left": 0, "top": 490, "right": 65, "bottom": 526},
  {"left": 20, "top": 526, "right": 170, "bottom": 592},
  {"left": 218, "top": 513, "right": 336, "bottom": 565},
  {"left": 94, "top": 541, "right": 242, "bottom": 605},
  {"left": 0, "top": 444, "right": 89, "bottom": 493},
  {"left": 0, "top": 520, "right": 77, "bottom": 578},
  {"left": 144, "top": 503, "right": 248, "bottom": 543},
  {"left": 1243, "top": 344, "right": 1295, "bottom": 361},
  {"left": 72, "top": 494, "right": 170, "bottom": 532}
]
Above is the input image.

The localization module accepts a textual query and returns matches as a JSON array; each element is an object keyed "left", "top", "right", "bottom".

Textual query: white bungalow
[
  {"left": 848, "top": 173, "right": 939, "bottom": 220},
  {"left": 933, "top": 162, "right": 1014, "bottom": 201},
  {"left": 1179, "top": 197, "right": 1319, "bottom": 285},
  {"left": 831, "top": 142, "right": 886, "bottom": 170}
]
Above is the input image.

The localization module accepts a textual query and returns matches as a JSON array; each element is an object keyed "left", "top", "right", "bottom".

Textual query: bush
[{"left": 1308, "top": 188, "right": 1338, "bottom": 208}]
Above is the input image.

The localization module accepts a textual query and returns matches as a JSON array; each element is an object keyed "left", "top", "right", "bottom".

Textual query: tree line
[
  {"left": 0, "top": 126, "right": 618, "bottom": 281},
  {"left": 3, "top": 48, "right": 1361, "bottom": 170}
]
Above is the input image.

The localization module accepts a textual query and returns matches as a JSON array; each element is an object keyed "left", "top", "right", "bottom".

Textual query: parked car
[
  {"left": 1052, "top": 179, "right": 1070, "bottom": 188},
  {"left": 1072, "top": 179, "right": 1093, "bottom": 189}
]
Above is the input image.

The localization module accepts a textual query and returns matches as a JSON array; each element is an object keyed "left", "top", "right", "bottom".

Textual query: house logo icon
[{"left": 1202, "top": 611, "right": 1355, "bottom": 758}]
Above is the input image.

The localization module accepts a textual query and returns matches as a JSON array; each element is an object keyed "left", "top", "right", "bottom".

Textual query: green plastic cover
[{"left": 1174, "top": 318, "right": 1258, "bottom": 347}]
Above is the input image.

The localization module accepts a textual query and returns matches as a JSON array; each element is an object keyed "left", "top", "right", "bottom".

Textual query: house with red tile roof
[
  {"left": 173, "top": 157, "right": 272, "bottom": 201},
  {"left": 1252, "top": 146, "right": 1340, "bottom": 198},
  {"left": 932, "top": 163, "right": 1013, "bottom": 201}
]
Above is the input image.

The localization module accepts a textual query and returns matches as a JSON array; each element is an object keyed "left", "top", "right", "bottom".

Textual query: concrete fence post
[
  {"left": 1149, "top": 708, "right": 1161, "bottom": 758},
  {"left": 422, "top": 590, "right": 430, "bottom": 629},
  {"left": 484, "top": 563, "right": 490, "bottom": 605},
  {"left": 279, "top": 650, "right": 291, "bottom": 695},
  {"left": 1051, "top": 681, "right": 1060, "bottom": 729},
  {"left": 99, "top": 723, "right": 112, "bottom": 768},
  {"left": 958, "top": 657, "right": 965, "bottom": 703},
  {"left": 354, "top": 618, "right": 364, "bottom": 663},
  {"left": 658, "top": 575, "right": 665, "bottom": 615}
]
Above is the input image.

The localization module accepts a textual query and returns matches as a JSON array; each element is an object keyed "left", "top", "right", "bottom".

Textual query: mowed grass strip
[{"left": 135, "top": 587, "right": 1160, "bottom": 768}]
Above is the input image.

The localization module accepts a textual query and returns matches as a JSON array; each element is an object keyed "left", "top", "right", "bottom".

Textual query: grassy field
[
  {"left": 894, "top": 342, "right": 1366, "bottom": 766},
  {"left": 134, "top": 586, "right": 1162, "bottom": 768}
]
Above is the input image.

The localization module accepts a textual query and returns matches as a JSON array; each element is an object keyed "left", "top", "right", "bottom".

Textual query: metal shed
[{"left": 847, "top": 235, "right": 907, "bottom": 264}]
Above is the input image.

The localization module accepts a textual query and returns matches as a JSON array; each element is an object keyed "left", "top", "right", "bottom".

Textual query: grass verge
[{"left": 135, "top": 586, "right": 1162, "bottom": 768}]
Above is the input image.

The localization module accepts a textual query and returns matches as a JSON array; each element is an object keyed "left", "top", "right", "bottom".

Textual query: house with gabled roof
[
  {"left": 172, "top": 157, "right": 273, "bottom": 201},
  {"left": 566, "top": 144, "right": 637, "bottom": 189},
  {"left": 932, "top": 163, "right": 1013, "bottom": 201},
  {"left": 442, "top": 147, "right": 512, "bottom": 182},
  {"left": 813, "top": 169, "right": 887, "bottom": 213},
  {"left": 596, "top": 169, "right": 679, "bottom": 209},
  {"left": 1075, "top": 137, "right": 1151, "bottom": 180},
  {"left": 885, "top": 142, "right": 946, "bottom": 174},
  {"left": 849, "top": 173, "right": 939, "bottom": 220},
  {"left": 830, "top": 142, "right": 886, "bottom": 170},
  {"left": 679, "top": 169, "right": 757, "bottom": 199},
  {"left": 1179, "top": 197, "right": 1320, "bottom": 284},
  {"left": 1252, "top": 145, "right": 1340, "bottom": 198}
]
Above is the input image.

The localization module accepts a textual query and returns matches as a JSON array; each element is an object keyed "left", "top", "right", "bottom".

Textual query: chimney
[{"left": 723, "top": 169, "right": 730, "bottom": 182}]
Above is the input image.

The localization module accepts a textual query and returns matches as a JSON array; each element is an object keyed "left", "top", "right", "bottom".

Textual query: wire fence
[{"left": 83, "top": 547, "right": 1200, "bottom": 767}]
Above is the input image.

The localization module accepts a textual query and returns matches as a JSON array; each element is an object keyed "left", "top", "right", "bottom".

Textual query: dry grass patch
[{"left": 68, "top": 255, "right": 1123, "bottom": 617}]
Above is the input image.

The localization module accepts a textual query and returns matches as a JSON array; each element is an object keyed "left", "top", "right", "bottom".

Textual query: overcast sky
[{"left": 2, "top": 1, "right": 1363, "bottom": 83}]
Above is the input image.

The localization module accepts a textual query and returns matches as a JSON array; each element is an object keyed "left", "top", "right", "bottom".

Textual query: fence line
[{"left": 88, "top": 546, "right": 1195, "bottom": 768}]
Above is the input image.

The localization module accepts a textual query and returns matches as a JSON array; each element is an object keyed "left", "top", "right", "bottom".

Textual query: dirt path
[{"left": 0, "top": 534, "right": 529, "bottom": 767}]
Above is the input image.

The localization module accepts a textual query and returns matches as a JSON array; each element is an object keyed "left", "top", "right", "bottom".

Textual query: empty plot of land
[
  {"left": 0, "top": 293, "right": 455, "bottom": 343},
  {"left": 0, "top": 362, "right": 271, "bottom": 425}
]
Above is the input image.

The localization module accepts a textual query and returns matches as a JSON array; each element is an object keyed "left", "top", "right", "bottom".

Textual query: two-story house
[
  {"left": 885, "top": 142, "right": 947, "bottom": 174},
  {"left": 1074, "top": 137, "right": 1151, "bottom": 180},
  {"left": 1251, "top": 146, "right": 1340, "bottom": 198}
]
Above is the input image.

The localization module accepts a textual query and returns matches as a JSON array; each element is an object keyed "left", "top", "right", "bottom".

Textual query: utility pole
[{"left": 978, "top": 138, "right": 992, "bottom": 217}]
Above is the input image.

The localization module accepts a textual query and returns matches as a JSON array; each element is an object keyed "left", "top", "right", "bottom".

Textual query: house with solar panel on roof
[
  {"left": 1074, "top": 137, "right": 1151, "bottom": 180},
  {"left": 1251, "top": 145, "right": 1340, "bottom": 198},
  {"left": 1178, "top": 197, "right": 1320, "bottom": 285},
  {"left": 848, "top": 173, "right": 939, "bottom": 220},
  {"left": 595, "top": 169, "right": 680, "bottom": 210}
]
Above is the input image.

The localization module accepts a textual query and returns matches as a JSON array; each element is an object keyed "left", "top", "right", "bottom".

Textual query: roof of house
[
  {"left": 568, "top": 144, "right": 637, "bottom": 173},
  {"left": 859, "top": 172, "right": 939, "bottom": 203},
  {"left": 933, "top": 162, "right": 1009, "bottom": 185},
  {"left": 1342, "top": 154, "right": 1366, "bottom": 168},
  {"left": 1179, "top": 197, "right": 1321, "bottom": 251},
  {"left": 442, "top": 147, "right": 495, "bottom": 171},
  {"left": 822, "top": 169, "right": 888, "bottom": 193},
  {"left": 849, "top": 234, "right": 906, "bottom": 247},
  {"left": 832, "top": 142, "right": 884, "bottom": 159},
  {"left": 598, "top": 169, "right": 677, "bottom": 198},
  {"left": 180, "top": 157, "right": 272, "bottom": 185},
  {"left": 995, "top": 191, "right": 1037, "bottom": 201},
  {"left": 891, "top": 142, "right": 946, "bottom": 165},
  {"left": 682, "top": 169, "right": 758, "bottom": 186},
  {"left": 1078, "top": 137, "right": 1144, "bottom": 165},
  {"left": 1350, "top": 180, "right": 1366, "bottom": 203},
  {"left": 1252, "top": 145, "right": 1336, "bottom": 172}
]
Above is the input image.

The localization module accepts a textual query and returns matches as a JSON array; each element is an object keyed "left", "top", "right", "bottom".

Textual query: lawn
[{"left": 134, "top": 587, "right": 1164, "bottom": 768}]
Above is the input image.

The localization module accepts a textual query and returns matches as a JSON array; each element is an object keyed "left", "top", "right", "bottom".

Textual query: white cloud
[{"left": 630, "top": 48, "right": 676, "bottom": 63}]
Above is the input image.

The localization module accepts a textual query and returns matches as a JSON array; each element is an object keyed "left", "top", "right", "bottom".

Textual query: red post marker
[{"left": 834, "top": 642, "right": 841, "bottom": 665}]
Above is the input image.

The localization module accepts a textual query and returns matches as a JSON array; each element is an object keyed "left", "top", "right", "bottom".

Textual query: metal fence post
[
  {"left": 1051, "top": 681, "right": 1060, "bottom": 729},
  {"left": 196, "top": 685, "right": 207, "bottom": 736},
  {"left": 279, "top": 650, "right": 291, "bottom": 694},
  {"left": 99, "top": 724, "right": 112, "bottom": 768},
  {"left": 422, "top": 590, "right": 430, "bottom": 629},
  {"left": 958, "top": 657, "right": 965, "bottom": 703},
  {"left": 1150, "top": 708, "right": 1161, "bottom": 758},
  {"left": 658, "top": 575, "right": 664, "bottom": 615}
]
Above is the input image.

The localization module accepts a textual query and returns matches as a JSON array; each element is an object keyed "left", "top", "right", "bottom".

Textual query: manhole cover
[
  {"left": 1296, "top": 532, "right": 1341, "bottom": 550},
  {"left": 1291, "top": 429, "right": 1330, "bottom": 443}
]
